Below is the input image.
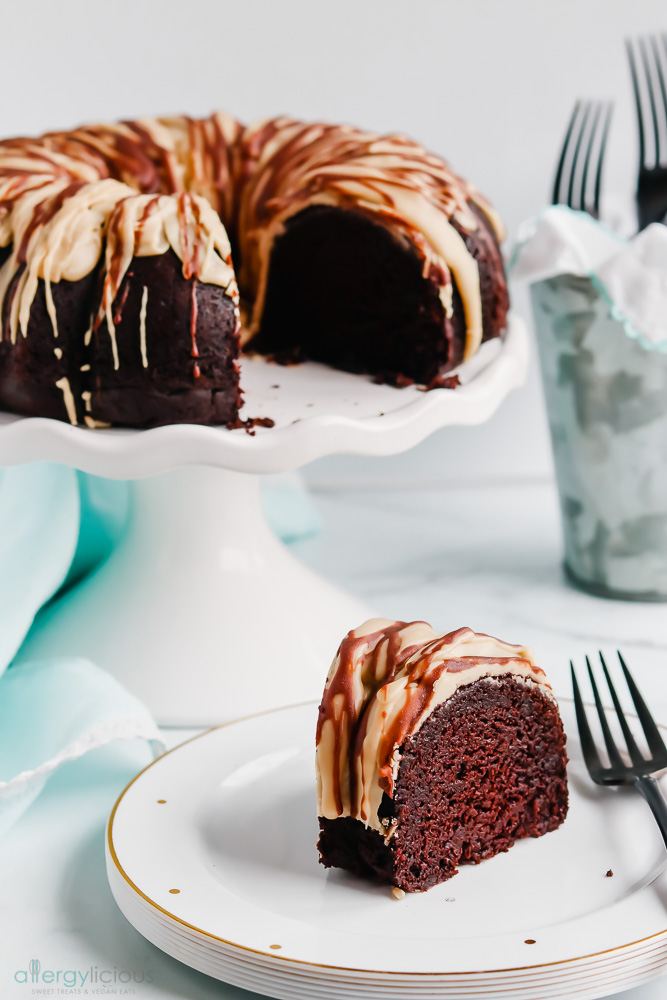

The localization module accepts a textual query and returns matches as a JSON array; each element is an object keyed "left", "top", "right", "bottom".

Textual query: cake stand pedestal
[{"left": 0, "top": 317, "right": 528, "bottom": 725}]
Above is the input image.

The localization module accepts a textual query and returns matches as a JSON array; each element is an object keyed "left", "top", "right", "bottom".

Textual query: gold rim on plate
[{"left": 106, "top": 698, "right": 667, "bottom": 978}]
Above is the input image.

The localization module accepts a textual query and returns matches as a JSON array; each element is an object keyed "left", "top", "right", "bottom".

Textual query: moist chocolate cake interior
[
  {"left": 318, "top": 674, "right": 568, "bottom": 893},
  {"left": 255, "top": 202, "right": 509, "bottom": 386},
  {"left": 254, "top": 205, "right": 451, "bottom": 384}
]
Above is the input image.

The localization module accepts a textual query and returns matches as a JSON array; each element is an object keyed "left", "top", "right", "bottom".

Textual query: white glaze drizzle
[
  {"left": 316, "top": 619, "right": 553, "bottom": 839},
  {"left": 0, "top": 114, "right": 503, "bottom": 372},
  {"left": 139, "top": 285, "right": 149, "bottom": 368},
  {"left": 54, "top": 376, "right": 77, "bottom": 425}
]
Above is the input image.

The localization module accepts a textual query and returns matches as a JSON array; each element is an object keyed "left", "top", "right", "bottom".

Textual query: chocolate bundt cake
[
  {"left": 316, "top": 619, "right": 568, "bottom": 892},
  {"left": 0, "top": 114, "right": 509, "bottom": 428}
]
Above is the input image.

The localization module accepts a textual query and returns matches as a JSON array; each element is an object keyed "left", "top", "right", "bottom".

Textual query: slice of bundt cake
[{"left": 316, "top": 619, "right": 568, "bottom": 892}]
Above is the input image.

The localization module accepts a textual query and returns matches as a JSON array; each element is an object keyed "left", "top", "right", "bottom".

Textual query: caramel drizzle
[
  {"left": 177, "top": 192, "right": 203, "bottom": 372},
  {"left": 15, "top": 180, "right": 87, "bottom": 264},
  {"left": 235, "top": 118, "right": 505, "bottom": 353},
  {"left": 0, "top": 120, "right": 240, "bottom": 371},
  {"left": 0, "top": 113, "right": 503, "bottom": 370},
  {"left": 317, "top": 621, "right": 548, "bottom": 829},
  {"left": 244, "top": 124, "right": 472, "bottom": 226},
  {"left": 316, "top": 621, "right": 410, "bottom": 816}
]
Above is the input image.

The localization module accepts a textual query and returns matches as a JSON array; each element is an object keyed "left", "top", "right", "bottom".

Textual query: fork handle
[{"left": 634, "top": 776, "right": 667, "bottom": 848}]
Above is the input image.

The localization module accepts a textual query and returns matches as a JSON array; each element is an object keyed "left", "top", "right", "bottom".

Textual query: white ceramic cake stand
[{"left": 0, "top": 316, "right": 528, "bottom": 725}]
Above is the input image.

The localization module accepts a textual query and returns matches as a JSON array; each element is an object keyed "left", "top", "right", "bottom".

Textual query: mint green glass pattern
[{"left": 531, "top": 275, "right": 667, "bottom": 600}]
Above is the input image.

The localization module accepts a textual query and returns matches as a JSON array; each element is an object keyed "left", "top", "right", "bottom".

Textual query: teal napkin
[
  {"left": 0, "top": 464, "right": 79, "bottom": 669},
  {"left": 0, "top": 464, "right": 320, "bottom": 836}
]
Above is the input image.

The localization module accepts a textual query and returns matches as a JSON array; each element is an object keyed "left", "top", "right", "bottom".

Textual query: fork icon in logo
[{"left": 29, "top": 960, "right": 40, "bottom": 983}]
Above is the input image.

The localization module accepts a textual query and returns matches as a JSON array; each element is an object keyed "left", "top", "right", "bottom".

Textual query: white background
[{"left": 1, "top": 0, "right": 664, "bottom": 486}]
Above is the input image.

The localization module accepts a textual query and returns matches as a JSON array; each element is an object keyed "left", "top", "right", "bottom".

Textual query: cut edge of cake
[{"left": 315, "top": 618, "right": 569, "bottom": 892}]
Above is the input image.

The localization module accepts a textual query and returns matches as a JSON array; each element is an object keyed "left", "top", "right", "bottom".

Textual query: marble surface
[
  {"left": 296, "top": 482, "right": 667, "bottom": 701},
  {"left": 1, "top": 479, "right": 666, "bottom": 1000}
]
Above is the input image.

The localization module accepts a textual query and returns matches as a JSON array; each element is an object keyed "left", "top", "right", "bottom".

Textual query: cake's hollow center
[{"left": 254, "top": 205, "right": 450, "bottom": 384}]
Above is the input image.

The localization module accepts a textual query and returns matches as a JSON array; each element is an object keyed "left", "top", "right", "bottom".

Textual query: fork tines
[
  {"left": 626, "top": 34, "right": 667, "bottom": 229},
  {"left": 552, "top": 100, "right": 613, "bottom": 219},
  {"left": 571, "top": 652, "right": 667, "bottom": 784},
  {"left": 627, "top": 35, "right": 667, "bottom": 171}
]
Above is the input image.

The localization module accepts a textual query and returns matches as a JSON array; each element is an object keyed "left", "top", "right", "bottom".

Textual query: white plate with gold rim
[{"left": 106, "top": 700, "right": 667, "bottom": 999}]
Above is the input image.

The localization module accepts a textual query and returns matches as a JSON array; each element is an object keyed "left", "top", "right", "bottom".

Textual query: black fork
[
  {"left": 571, "top": 651, "right": 667, "bottom": 847},
  {"left": 626, "top": 34, "right": 667, "bottom": 230},
  {"left": 552, "top": 100, "right": 613, "bottom": 219}
]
